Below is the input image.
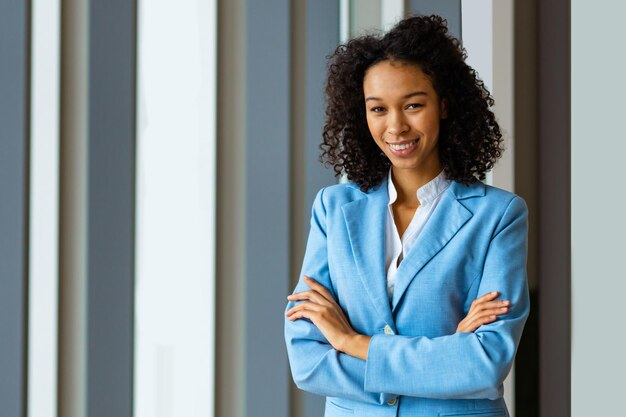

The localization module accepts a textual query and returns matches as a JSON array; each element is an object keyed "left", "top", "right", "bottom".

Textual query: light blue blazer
[{"left": 284, "top": 177, "right": 529, "bottom": 417}]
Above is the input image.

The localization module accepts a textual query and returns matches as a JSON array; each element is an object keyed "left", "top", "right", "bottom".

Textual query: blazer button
[
  {"left": 387, "top": 398, "right": 397, "bottom": 406},
  {"left": 383, "top": 325, "right": 394, "bottom": 335}
]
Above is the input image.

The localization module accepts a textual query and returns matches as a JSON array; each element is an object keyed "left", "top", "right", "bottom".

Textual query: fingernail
[
  {"left": 501, "top": 300, "right": 510, "bottom": 306},
  {"left": 500, "top": 307, "right": 508, "bottom": 312},
  {"left": 491, "top": 291, "right": 498, "bottom": 295}
]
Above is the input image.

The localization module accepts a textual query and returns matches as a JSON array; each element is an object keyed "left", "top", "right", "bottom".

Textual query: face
[{"left": 363, "top": 60, "right": 446, "bottom": 176}]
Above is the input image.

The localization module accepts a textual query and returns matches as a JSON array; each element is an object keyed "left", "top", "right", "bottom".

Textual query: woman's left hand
[{"left": 286, "top": 276, "right": 371, "bottom": 360}]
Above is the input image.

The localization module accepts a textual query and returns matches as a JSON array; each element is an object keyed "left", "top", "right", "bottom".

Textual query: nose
[{"left": 386, "top": 111, "right": 409, "bottom": 136}]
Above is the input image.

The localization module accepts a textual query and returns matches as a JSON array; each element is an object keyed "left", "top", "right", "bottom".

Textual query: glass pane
[
  {"left": 134, "top": 1, "right": 216, "bottom": 416},
  {"left": 28, "top": 0, "right": 60, "bottom": 415}
]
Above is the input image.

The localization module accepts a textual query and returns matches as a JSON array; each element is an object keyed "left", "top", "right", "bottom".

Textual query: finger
[
  {"left": 481, "top": 300, "right": 510, "bottom": 309},
  {"left": 471, "top": 291, "right": 499, "bottom": 307},
  {"left": 469, "top": 298, "right": 510, "bottom": 315},
  {"left": 469, "top": 307, "right": 509, "bottom": 324},
  {"left": 465, "top": 304, "right": 508, "bottom": 328},
  {"left": 478, "top": 291, "right": 500, "bottom": 301},
  {"left": 287, "top": 291, "right": 325, "bottom": 304},
  {"left": 456, "top": 320, "right": 469, "bottom": 332},
  {"left": 474, "top": 308, "right": 508, "bottom": 325},
  {"left": 285, "top": 301, "right": 323, "bottom": 317},
  {"left": 483, "top": 290, "right": 500, "bottom": 298},
  {"left": 285, "top": 303, "right": 305, "bottom": 317},
  {"left": 458, "top": 317, "right": 481, "bottom": 333},
  {"left": 288, "top": 309, "right": 317, "bottom": 322},
  {"left": 287, "top": 307, "right": 327, "bottom": 324},
  {"left": 468, "top": 315, "right": 497, "bottom": 331},
  {"left": 287, "top": 289, "right": 331, "bottom": 306},
  {"left": 303, "top": 276, "right": 335, "bottom": 303},
  {"left": 481, "top": 314, "right": 498, "bottom": 325},
  {"left": 480, "top": 305, "right": 510, "bottom": 316},
  {"left": 470, "top": 300, "right": 511, "bottom": 314}
]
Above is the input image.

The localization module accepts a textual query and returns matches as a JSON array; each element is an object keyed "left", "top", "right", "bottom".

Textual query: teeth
[{"left": 388, "top": 139, "right": 417, "bottom": 151}]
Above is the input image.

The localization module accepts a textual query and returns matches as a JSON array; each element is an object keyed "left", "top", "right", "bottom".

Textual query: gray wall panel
[
  {"left": 305, "top": 1, "right": 341, "bottom": 217},
  {"left": 0, "top": 1, "right": 29, "bottom": 416},
  {"left": 86, "top": 0, "right": 136, "bottom": 416},
  {"left": 407, "top": 0, "right": 462, "bottom": 39},
  {"left": 299, "top": 2, "right": 341, "bottom": 416},
  {"left": 245, "top": 1, "right": 291, "bottom": 416}
]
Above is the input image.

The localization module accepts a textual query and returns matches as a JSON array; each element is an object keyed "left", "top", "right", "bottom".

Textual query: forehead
[{"left": 363, "top": 60, "right": 435, "bottom": 97}]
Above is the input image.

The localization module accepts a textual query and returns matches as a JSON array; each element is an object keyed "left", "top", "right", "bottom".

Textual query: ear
[{"left": 440, "top": 98, "right": 448, "bottom": 119}]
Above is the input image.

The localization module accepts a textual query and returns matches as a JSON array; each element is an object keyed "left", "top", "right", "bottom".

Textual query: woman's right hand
[{"left": 456, "top": 291, "right": 510, "bottom": 333}]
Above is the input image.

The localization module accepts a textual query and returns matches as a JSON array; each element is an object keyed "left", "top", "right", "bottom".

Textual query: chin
[{"left": 388, "top": 158, "right": 423, "bottom": 171}]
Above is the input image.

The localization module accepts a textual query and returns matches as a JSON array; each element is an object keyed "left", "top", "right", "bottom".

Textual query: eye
[
  {"left": 406, "top": 103, "right": 424, "bottom": 110},
  {"left": 369, "top": 106, "right": 386, "bottom": 113}
]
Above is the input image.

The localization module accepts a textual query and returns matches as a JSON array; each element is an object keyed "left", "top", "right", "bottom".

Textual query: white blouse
[{"left": 385, "top": 169, "right": 452, "bottom": 299}]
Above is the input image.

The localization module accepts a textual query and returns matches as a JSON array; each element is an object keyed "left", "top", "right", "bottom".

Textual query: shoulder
[
  {"left": 452, "top": 180, "right": 525, "bottom": 205},
  {"left": 451, "top": 180, "right": 527, "bottom": 218},
  {"left": 313, "top": 181, "right": 370, "bottom": 210}
]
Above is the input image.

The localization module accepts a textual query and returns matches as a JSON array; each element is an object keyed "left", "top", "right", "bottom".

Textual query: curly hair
[{"left": 320, "top": 15, "right": 503, "bottom": 191}]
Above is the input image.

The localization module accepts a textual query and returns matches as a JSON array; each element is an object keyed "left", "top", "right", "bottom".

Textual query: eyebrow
[{"left": 365, "top": 91, "right": 428, "bottom": 102}]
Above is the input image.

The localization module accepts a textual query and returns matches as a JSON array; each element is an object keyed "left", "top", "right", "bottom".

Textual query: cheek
[
  {"left": 365, "top": 117, "right": 383, "bottom": 139},
  {"left": 429, "top": 122, "right": 442, "bottom": 139},
  {"left": 414, "top": 115, "right": 441, "bottom": 137}
]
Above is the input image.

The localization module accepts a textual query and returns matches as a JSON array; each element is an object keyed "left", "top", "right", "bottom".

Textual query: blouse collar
[{"left": 387, "top": 169, "right": 451, "bottom": 206}]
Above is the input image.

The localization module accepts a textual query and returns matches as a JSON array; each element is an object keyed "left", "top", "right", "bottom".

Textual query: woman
[{"left": 284, "top": 15, "right": 529, "bottom": 417}]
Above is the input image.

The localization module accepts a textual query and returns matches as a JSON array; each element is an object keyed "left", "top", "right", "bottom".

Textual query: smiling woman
[
  {"left": 364, "top": 61, "right": 445, "bottom": 186},
  {"left": 320, "top": 15, "right": 503, "bottom": 193},
  {"left": 285, "top": 15, "right": 528, "bottom": 417}
]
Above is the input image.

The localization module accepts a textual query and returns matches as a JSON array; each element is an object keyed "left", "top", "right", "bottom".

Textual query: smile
[{"left": 387, "top": 139, "right": 418, "bottom": 155}]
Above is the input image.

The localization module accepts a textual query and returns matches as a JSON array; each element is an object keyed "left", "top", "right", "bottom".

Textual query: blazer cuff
[{"left": 364, "top": 334, "right": 393, "bottom": 393}]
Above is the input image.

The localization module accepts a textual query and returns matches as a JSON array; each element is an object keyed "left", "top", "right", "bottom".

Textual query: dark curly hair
[{"left": 320, "top": 15, "right": 503, "bottom": 191}]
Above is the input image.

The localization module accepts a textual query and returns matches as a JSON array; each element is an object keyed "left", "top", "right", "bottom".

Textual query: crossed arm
[{"left": 286, "top": 277, "right": 510, "bottom": 360}]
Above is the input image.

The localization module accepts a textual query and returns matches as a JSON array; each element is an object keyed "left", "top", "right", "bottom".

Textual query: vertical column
[
  {"left": 0, "top": 1, "right": 30, "bottom": 416},
  {"left": 512, "top": 1, "right": 539, "bottom": 416},
  {"left": 29, "top": 0, "right": 61, "bottom": 416},
  {"left": 291, "top": 3, "right": 341, "bottom": 416},
  {"left": 491, "top": 0, "right": 515, "bottom": 192},
  {"left": 86, "top": 0, "right": 136, "bottom": 416},
  {"left": 59, "top": 0, "right": 137, "bottom": 414},
  {"left": 133, "top": 1, "right": 216, "bottom": 416},
  {"left": 538, "top": 0, "right": 570, "bottom": 416},
  {"left": 406, "top": 0, "right": 461, "bottom": 39},
  {"left": 216, "top": 0, "right": 246, "bottom": 415},
  {"left": 350, "top": 0, "right": 382, "bottom": 35},
  {"left": 245, "top": 1, "right": 291, "bottom": 417},
  {"left": 572, "top": 1, "right": 626, "bottom": 415},
  {"left": 491, "top": 2, "right": 517, "bottom": 412},
  {"left": 381, "top": 0, "right": 406, "bottom": 30},
  {"left": 59, "top": 0, "right": 89, "bottom": 415}
]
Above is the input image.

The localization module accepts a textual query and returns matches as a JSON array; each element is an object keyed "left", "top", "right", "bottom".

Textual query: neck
[{"left": 391, "top": 164, "right": 442, "bottom": 205}]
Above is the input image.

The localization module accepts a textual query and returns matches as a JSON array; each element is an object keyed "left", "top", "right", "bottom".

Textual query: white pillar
[{"left": 571, "top": 1, "right": 626, "bottom": 415}]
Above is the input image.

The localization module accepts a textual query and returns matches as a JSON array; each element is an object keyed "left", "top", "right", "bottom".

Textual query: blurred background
[{"left": 1, "top": 0, "right": 624, "bottom": 416}]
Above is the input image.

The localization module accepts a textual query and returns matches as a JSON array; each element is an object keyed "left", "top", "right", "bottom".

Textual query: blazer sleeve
[
  {"left": 284, "top": 188, "right": 393, "bottom": 405},
  {"left": 364, "top": 196, "right": 530, "bottom": 400}
]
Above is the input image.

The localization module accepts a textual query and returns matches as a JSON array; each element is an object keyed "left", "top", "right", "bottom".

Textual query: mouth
[{"left": 386, "top": 139, "right": 418, "bottom": 155}]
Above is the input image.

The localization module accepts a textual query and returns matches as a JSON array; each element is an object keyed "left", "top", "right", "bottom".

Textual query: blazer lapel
[
  {"left": 342, "top": 180, "right": 395, "bottom": 327},
  {"left": 391, "top": 181, "right": 483, "bottom": 311}
]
